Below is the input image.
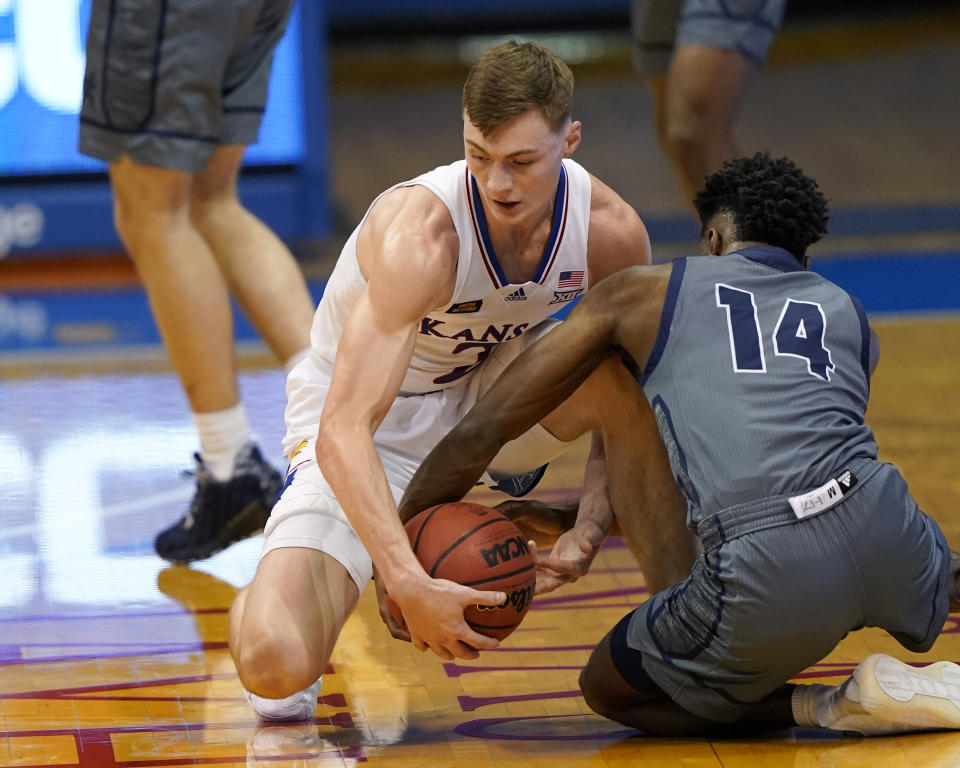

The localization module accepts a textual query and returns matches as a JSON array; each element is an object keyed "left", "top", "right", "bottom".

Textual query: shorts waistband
[{"left": 696, "top": 457, "right": 880, "bottom": 551}]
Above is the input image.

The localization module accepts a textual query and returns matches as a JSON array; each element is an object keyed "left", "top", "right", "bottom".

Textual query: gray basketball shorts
[
  {"left": 631, "top": 0, "right": 787, "bottom": 75},
  {"left": 79, "top": 0, "right": 294, "bottom": 172},
  {"left": 611, "top": 457, "right": 951, "bottom": 723}
]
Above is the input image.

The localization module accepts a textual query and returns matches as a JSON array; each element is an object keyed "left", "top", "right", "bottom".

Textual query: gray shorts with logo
[
  {"left": 79, "top": 0, "right": 294, "bottom": 172},
  {"left": 631, "top": 0, "right": 787, "bottom": 75},
  {"left": 612, "top": 457, "right": 951, "bottom": 723}
]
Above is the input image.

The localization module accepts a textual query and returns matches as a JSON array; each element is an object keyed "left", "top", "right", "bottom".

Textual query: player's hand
[
  {"left": 373, "top": 567, "right": 411, "bottom": 642},
  {"left": 494, "top": 499, "right": 578, "bottom": 548},
  {"left": 388, "top": 574, "right": 504, "bottom": 660},
  {"left": 532, "top": 519, "right": 606, "bottom": 595}
]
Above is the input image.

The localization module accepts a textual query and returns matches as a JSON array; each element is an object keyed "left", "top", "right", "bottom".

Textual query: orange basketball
[{"left": 387, "top": 501, "right": 536, "bottom": 641}]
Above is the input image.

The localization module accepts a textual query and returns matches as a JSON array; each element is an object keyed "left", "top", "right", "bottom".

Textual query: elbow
[{"left": 314, "top": 412, "right": 352, "bottom": 477}]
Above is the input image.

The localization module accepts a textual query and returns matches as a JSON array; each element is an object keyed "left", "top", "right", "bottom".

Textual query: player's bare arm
[
  {"left": 528, "top": 433, "right": 615, "bottom": 594},
  {"left": 519, "top": 177, "right": 651, "bottom": 585},
  {"left": 398, "top": 266, "right": 669, "bottom": 520},
  {"left": 517, "top": 177, "right": 653, "bottom": 559},
  {"left": 315, "top": 185, "right": 507, "bottom": 661},
  {"left": 498, "top": 244, "right": 663, "bottom": 595}
]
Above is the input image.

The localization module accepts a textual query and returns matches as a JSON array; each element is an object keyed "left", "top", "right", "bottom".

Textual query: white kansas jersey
[
  {"left": 312, "top": 159, "right": 592, "bottom": 390},
  {"left": 285, "top": 158, "right": 592, "bottom": 445}
]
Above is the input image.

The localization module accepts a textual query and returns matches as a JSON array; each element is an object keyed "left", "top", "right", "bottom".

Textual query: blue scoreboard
[{"left": 0, "top": 0, "right": 329, "bottom": 258}]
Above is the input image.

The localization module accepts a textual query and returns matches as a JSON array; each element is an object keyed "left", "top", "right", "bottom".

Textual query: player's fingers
[
  {"left": 450, "top": 640, "right": 481, "bottom": 660},
  {"left": 493, "top": 499, "right": 524, "bottom": 518},
  {"left": 379, "top": 610, "right": 407, "bottom": 640},
  {"left": 534, "top": 569, "right": 575, "bottom": 595},
  {"left": 535, "top": 553, "right": 582, "bottom": 576},
  {"left": 462, "top": 628, "right": 499, "bottom": 651},
  {"left": 389, "top": 622, "right": 411, "bottom": 642},
  {"left": 377, "top": 601, "right": 409, "bottom": 640},
  {"left": 534, "top": 573, "right": 562, "bottom": 595},
  {"left": 464, "top": 587, "right": 507, "bottom": 608},
  {"left": 411, "top": 633, "right": 429, "bottom": 653},
  {"left": 428, "top": 643, "right": 455, "bottom": 661}
]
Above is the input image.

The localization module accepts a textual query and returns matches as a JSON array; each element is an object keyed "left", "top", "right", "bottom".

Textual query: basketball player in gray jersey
[{"left": 398, "top": 153, "right": 960, "bottom": 736}]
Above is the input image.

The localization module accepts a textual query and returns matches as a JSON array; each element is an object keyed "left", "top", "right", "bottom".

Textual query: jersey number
[
  {"left": 433, "top": 342, "right": 494, "bottom": 385},
  {"left": 715, "top": 284, "right": 835, "bottom": 381}
]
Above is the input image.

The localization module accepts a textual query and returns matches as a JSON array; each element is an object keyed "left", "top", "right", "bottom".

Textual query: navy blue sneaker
[{"left": 154, "top": 442, "right": 281, "bottom": 563}]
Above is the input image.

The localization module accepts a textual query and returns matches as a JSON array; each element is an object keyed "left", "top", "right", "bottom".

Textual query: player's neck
[
  {"left": 718, "top": 238, "right": 765, "bottom": 256},
  {"left": 483, "top": 197, "right": 555, "bottom": 281}
]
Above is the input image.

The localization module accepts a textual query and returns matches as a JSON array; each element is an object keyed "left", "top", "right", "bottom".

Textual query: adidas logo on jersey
[{"left": 505, "top": 287, "right": 527, "bottom": 302}]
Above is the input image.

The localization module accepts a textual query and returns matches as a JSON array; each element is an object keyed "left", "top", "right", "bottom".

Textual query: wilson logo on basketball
[
  {"left": 480, "top": 536, "right": 529, "bottom": 568},
  {"left": 476, "top": 583, "right": 534, "bottom": 614}
]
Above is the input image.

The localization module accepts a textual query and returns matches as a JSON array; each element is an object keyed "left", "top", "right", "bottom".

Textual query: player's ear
[
  {"left": 706, "top": 228, "right": 723, "bottom": 255},
  {"left": 563, "top": 120, "right": 582, "bottom": 156}
]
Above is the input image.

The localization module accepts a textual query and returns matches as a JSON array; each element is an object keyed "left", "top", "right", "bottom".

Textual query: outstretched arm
[
  {"left": 398, "top": 287, "right": 621, "bottom": 521},
  {"left": 398, "top": 266, "right": 670, "bottom": 520}
]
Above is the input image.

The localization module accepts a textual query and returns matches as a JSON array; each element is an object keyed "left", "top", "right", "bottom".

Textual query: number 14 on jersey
[{"left": 716, "top": 283, "right": 836, "bottom": 381}]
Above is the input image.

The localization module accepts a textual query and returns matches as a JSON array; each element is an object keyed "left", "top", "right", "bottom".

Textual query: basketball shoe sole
[{"left": 849, "top": 653, "right": 960, "bottom": 733}]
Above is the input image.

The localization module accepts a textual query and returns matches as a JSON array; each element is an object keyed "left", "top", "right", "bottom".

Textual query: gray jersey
[{"left": 640, "top": 246, "right": 877, "bottom": 525}]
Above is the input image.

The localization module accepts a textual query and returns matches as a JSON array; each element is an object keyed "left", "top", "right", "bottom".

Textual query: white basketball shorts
[{"left": 262, "top": 319, "right": 573, "bottom": 592}]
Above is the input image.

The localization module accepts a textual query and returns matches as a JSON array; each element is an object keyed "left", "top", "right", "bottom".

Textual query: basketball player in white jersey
[{"left": 227, "top": 40, "right": 697, "bottom": 721}]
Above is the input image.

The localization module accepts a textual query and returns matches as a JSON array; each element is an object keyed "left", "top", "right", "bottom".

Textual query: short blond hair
[{"left": 462, "top": 40, "right": 574, "bottom": 135}]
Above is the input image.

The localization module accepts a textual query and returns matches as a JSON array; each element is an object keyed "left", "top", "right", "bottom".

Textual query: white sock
[
  {"left": 193, "top": 403, "right": 251, "bottom": 481},
  {"left": 245, "top": 676, "right": 323, "bottom": 722},
  {"left": 283, "top": 347, "right": 310, "bottom": 375},
  {"left": 793, "top": 679, "right": 873, "bottom": 731},
  {"left": 791, "top": 683, "right": 831, "bottom": 727}
]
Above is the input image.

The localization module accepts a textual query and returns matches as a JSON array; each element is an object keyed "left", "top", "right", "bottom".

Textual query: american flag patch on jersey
[{"left": 558, "top": 270, "right": 584, "bottom": 289}]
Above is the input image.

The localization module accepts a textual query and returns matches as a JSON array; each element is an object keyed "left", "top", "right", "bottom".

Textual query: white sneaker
[
  {"left": 832, "top": 654, "right": 960, "bottom": 735},
  {"left": 244, "top": 676, "right": 322, "bottom": 722}
]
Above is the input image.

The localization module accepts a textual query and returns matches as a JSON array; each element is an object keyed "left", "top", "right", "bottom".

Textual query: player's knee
[
  {"left": 578, "top": 663, "right": 620, "bottom": 721},
  {"left": 663, "top": 119, "right": 708, "bottom": 167},
  {"left": 188, "top": 185, "right": 242, "bottom": 232},
  {"left": 111, "top": 194, "right": 150, "bottom": 252},
  {"left": 111, "top": 191, "right": 191, "bottom": 258},
  {"left": 110, "top": 165, "right": 192, "bottom": 246},
  {"left": 235, "top": 619, "right": 320, "bottom": 699},
  {"left": 662, "top": 91, "right": 725, "bottom": 154}
]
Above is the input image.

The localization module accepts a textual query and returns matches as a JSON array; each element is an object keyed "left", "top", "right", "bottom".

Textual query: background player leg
[
  {"left": 110, "top": 157, "right": 279, "bottom": 560},
  {"left": 110, "top": 156, "right": 239, "bottom": 418},
  {"left": 652, "top": 44, "right": 752, "bottom": 201},
  {"left": 189, "top": 145, "right": 314, "bottom": 367}
]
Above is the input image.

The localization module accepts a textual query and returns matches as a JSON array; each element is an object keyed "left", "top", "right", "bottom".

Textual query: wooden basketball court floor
[{"left": 0, "top": 311, "right": 958, "bottom": 768}]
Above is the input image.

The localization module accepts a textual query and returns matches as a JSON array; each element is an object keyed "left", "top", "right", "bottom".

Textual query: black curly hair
[{"left": 693, "top": 152, "right": 829, "bottom": 263}]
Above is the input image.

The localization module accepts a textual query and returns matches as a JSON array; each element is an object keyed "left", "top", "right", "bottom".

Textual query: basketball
[{"left": 387, "top": 501, "right": 536, "bottom": 641}]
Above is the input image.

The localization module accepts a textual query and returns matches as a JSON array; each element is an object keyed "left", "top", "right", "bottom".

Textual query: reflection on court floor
[{"left": 1, "top": 315, "right": 959, "bottom": 767}]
